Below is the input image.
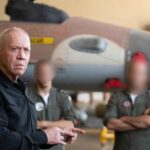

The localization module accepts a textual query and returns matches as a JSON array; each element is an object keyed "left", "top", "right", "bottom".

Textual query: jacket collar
[{"left": 0, "top": 70, "right": 26, "bottom": 92}]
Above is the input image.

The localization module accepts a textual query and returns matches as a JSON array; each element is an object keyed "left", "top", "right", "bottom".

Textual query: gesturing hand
[
  {"left": 63, "top": 128, "right": 86, "bottom": 144},
  {"left": 43, "top": 127, "right": 66, "bottom": 145}
]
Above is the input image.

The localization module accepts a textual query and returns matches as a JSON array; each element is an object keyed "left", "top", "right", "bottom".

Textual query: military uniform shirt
[
  {"left": 26, "top": 86, "right": 76, "bottom": 150},
  {"left": 104, "top": 90, "right": 150, "bottom": 150}
]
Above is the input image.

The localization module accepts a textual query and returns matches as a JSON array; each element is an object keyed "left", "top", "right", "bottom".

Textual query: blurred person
[
  {"left": 0, "top": 27, "right": 84, "bottom": 150},
  {"left": 26, "top": 59, "right": 77, "bottom": 150},
  {"left": 105, "top": 51, "right": 150, "bottom": 150}
]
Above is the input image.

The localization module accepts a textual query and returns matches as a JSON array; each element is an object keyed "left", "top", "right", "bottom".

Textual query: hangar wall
[
  {"left": 0, "top": 0, "right": 9, "bottom": 20},
  {"left": 0, "top": 0, "right": 150, "bottom": 29}
]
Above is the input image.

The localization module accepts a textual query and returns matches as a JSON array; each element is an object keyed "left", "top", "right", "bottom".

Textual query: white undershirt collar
[
  {"left": 41, "top": 93, "right": 50, "bottom": 106},
  {"left": 130, "top": 94, "right": 138, "bottom": 104}
]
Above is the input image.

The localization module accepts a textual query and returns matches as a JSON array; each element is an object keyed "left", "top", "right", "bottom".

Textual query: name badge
[
  {"left": 123, "top": 101, "right": 131, "bottom": 108},
  {"left": 35, "top": 102, "right": 44, "bottom": 111}
]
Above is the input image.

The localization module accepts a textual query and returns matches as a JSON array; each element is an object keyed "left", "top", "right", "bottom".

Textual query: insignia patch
[
  {"left": 123, "top": 101, "right": 131, "bottom": 108},
  {"left": 35, "top": 102, "right": 44, "bottom": 111}
]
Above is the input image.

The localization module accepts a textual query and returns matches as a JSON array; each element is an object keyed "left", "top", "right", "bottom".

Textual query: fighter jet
[{"left": 0, "top": 17, "right": 149, "bottom": 91}]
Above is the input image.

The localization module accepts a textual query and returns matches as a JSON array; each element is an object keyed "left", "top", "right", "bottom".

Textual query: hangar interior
[{"left": 0, "top": 0, "right": 150, "bottom": 150}]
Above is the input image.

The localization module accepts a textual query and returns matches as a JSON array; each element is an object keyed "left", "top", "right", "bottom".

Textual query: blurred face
[
  {"left": 0, "top": 30, "right": 31, "bottom": 79},
  {"left": 127, "top": 62, "right": 149, "bottom": 90},
  {"left": 36, "top": 64, "right": 55, "bottom": 87}
]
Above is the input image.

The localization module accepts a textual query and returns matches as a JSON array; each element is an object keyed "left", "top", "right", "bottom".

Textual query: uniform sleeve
[
  {"left": 104, "top": 93, "right": 119, "bottom": 125},
  {"left": 0, "top": 103, "right": 48, "bottom": 150},
  {"left": 59, "top": 93, "right": 77, "bottom": 125}
]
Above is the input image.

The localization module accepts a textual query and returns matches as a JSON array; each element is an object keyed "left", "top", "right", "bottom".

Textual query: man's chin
[
  {"left": 41, "top": 83, "right": 50, "bottom": 88},
  {"left": 14, "top": 70, "right": 25, "bottom": 76}
]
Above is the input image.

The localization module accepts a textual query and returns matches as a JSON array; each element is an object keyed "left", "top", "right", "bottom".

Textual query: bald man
[
  {"left": 0, "top": 27, "right": 84, "bottom": 150},
  {"left": 104, "top": 52, "right": 150, "bottom": 150}
]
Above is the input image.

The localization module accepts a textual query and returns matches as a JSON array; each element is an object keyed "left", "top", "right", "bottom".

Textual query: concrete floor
[{"left": 66, "top": 128, "right": 113, "bottom": 150}]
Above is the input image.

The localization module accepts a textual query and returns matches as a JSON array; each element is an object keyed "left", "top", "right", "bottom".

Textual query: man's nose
[{"left": 17, "top": 49, "right": 26, "bottom": 60}]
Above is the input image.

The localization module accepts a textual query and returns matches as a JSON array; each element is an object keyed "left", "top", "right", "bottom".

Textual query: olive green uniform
[
  {"left": 104, "top": 90, "right": 150, "bottom": 150},
  {"left": 26, "top": 87, "right": 76, "bottom": 150}
]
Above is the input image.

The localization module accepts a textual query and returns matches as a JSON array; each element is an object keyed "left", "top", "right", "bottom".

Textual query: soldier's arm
[
  {"left": 58, "top": 93, "right": 76, "bottom": 127},
  {"left": 120, "top": 115, "right": 150, "bottom": 129},
  {"left": 107, "top": 118, "right": 136, "bottom": 131},
  {"left": 38, "top": 93, "right": 75, "bottom": 129},
  {"left": 104, "top": 93, "right": 136, "bottom": 131},
  {"left": 37, "top": 120, "right": 74, "bottom": 129}
]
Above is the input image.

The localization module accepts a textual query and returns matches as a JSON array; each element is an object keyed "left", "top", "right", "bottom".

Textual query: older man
[
  {"left": 105, "top": 52, "right": 150, "bottom": 150},
  {"left": 26, "top": 59, "right": 77, "bottom": 150},
  {"left": 0, "top": 27, "right": 84, "bottom": 150}
]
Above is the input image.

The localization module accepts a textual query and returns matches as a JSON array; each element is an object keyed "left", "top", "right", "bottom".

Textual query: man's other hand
[
  {"left": 43, "top": 127, "right": 66, "bottom": 145},
  {"left": 63, "top": 128, "right": 85, "bottom": 144}
]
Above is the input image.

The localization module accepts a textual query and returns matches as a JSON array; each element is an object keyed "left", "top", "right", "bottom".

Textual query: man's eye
[
  {"left": 24, "top": 48, "right": 30, "bottom": 52},
  {"left": 12, "top": 47, "right": 19, "bottom": 51}
]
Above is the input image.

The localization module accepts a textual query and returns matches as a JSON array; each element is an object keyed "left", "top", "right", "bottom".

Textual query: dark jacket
[{"left": 0, "top": 71, "right": 48, "bottom": 150}]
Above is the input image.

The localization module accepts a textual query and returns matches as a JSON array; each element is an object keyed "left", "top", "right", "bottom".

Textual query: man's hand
[
  {"left": 63, "top": 128, "right": 85, "bottom": 144},
  {"left": 43, "top": 127, "right": 66, "bottom": 145},
  {"left": 70, "top": 128, "right": 86, "bottom": 134},
  {"left": 43, "top": 127, "right": 85, "bottom": 145}
]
